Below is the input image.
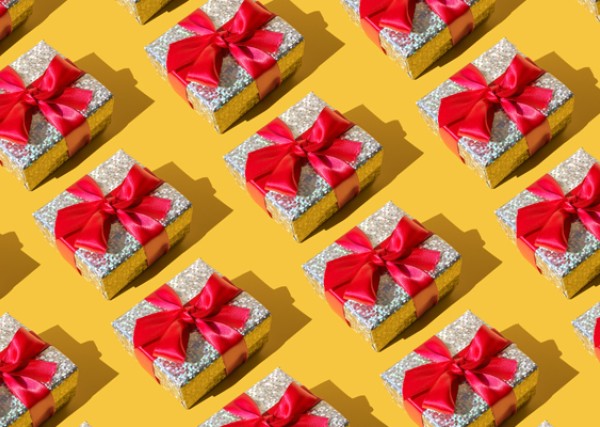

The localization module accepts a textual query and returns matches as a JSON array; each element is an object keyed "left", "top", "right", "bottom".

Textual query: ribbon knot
[{"left": 594, "top": 318, "right": 600, "bottom": 361}]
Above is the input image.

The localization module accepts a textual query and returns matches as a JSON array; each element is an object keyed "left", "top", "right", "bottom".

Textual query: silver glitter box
[
  {"left": 580, "top": 0, "right": 600, "bottom": 20},
  {"left": 572, "top": 302, "right": 600, "bottom": 357}
]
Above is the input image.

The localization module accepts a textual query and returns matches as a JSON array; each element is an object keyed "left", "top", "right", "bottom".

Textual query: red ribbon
[
  {"left": 54, "top": 164, "right": 171, "bottom": 271},
  {"left": 323, "top": 216, "right": 440, "bottom": 322},
  {"left": 0, "top": 56, "right": 93, "bottom": 157},
  {"left": 0, "top": 5, "right": 11, "bottom": 40},
  {"left": 359, "top": 0, "right": 473, "bottom": 50},
  {"left": 0, "top": 328, "right": 57, "bottom": 427},
  {"left": 166, "top": 0, "right": 283, "bottom": 102},
  {"left": 223, "top": 382, "right": 328, "bottom": 427},
  {"left": 403, "top": 325, "right": 517, "bottom": 426},
  {"left": 245, "top": 107, "right": 362, "bottom": 213},
  {"left": 438, "top": 55, "right": 554, "bottom": 160},
  {"left": 594, "top": 318, "right": 600, "bottom": 361},
  {"left": 515, "top": 163, "right": 600, "bottom": 268},
  {"left": 133, "top": 274, "right": 250, "bottom": 379}
]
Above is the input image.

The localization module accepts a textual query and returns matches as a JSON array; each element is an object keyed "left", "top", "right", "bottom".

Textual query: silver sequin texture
[
  {"left": 303, "top": 201, "right": 460, "bottom": 332},
  {"left": 580, "top": 0, "right": 600, "bottom": 16},
  {"left": 79, "top": 423, "right": 92, "bottom": 427},
  {"left": 33, "top": 150, "right": 192, "bottom": 280},
  {"left": 0, "top": 313, "right": 77, "bottom": 426},
  {"left": 1, "top": 0, "right": 20, "bottom": 9},
  {"left": 496, "top": 149, "right": 600, "bottom": 281},
  {"left": 145, "top": 0, "right": 303, "bottom": 114},
  {"left": 382, "top": 311, "right": 537, "bottom": 427},
  {"left": 199, "top": 368, "right": 348, "bottom": 426},
  {"left": 538, "top": 422, "right": 553, "bottom": 427},
  {"left": 417, "top": 38, "right": 573, "bottom": 168},
  {"left": 0, "top": 41, "right": 113, "bottom": 170},
  {"left": 572, "top": 302, "right": 600, "bottom": 355},
  {"left": 224, "top": 92, "right": 383, "bottom": 225},
  {"left": 113, "top": 259, "right": 270, "bottom": 392}
]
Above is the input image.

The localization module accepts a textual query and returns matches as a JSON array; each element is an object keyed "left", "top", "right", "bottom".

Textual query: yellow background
[{"left": 0, "top": 0, "right": 598, "bottom": 425}]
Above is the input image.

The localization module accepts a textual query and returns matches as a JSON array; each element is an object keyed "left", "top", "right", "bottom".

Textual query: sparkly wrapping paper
[
  {"left": 496, "top": 148, "right": 600, "bottom": 298},
  {"left": 225, "top": 92, "right": 384, "bottom": 242},
  {"left": 1, "top": 0, "right": 34, "bottom": 37},
  {"left": 417, "top": 38, "right": 574, "bottom": 188},
  {"left": 538, "top": 422, "right": 553, "bottom": 427},
  {"left": 79, "top": 423, "right": 91, "bottom": 427},
  {"left": 33, "top": 150, "right": 192, "bottom": 300},
  {"left": 382, "top": 311, "right": 538, "bottom": 427},
  {"left": 580, "top": 0, "right": 600, "bottom": 19},
  {"left": 113, "top": 259, "right": 271, "bottom": 409},
  {"left": 145, "top": 0, "right": 305, "bottom": 133},
  {"left": 341, "top": 0, "right": 495, "bottom": 79},
  {"left": 198, "top": 368, "right": 348, "bottom": 426},
  {"left": 0, "top": 313, "right": 78, "bottom": 427},
  {"left": 303, "top": 201, "right": 461, "bottom": 351},
  {"left": 116, "top": 0, "right": 173, "bottom": 24},
  {"left": 572, "top": 302, "right": 600, "bottom": 357},
  {"left": 0, "top": 41, "right": 114, "bottom": 191}
]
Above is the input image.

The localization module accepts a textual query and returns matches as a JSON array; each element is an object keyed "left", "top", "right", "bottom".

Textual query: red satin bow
[
  {"left": 516, "top": 163, "right": 600, "bottom": 266},
  {"left": 54, "top": 164, "right": 171, "bottom": 268},
  {"left": 0, "top": 56, "right": 93, "bottom": 148},
  {"left": 133, "top": 274, "right": 250, "bottom": 376},
  {"left": 166, "top": 0, "right": 283, "bottom": 100},
  {"left": 324, "top": 216, "right": 440, "bottom": 320},
  {"left": 0, "top": 5, "right": 11, "bottom": 40},
  {"left": 438, "top": 55, "right": 553, "bottom": 157},
  {"left": 224, "top": 382, "right": 328, "bottom": 427},
  {"left": 245, "top": 107, "right": 361, "bottom": 211},
  {"left": 594, "top": 318, "right": 600, "bottom": 361},
  {"left": 0, "top": 328, "right": 57, "bottom": 427},
  {"left": 403, "top": 325, "right": 517, "bottom": 425}
]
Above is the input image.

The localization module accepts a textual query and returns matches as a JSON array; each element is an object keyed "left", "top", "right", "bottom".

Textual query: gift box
[
  {"left": 225, "top": 92, "right": 383, "bottom": 242},
  {"left": 382, "top": 311, "right": 538, "bottom": 426},
  {"left": 418, "top": 38, "right": 574, "bottom": 188},
  {"left": 33, "top": 150, "right": 192, "bottom": 299},
  {"left": 580, "top": 0, "right": 600, "bottom": 20},
  {"left": 113, "top": 258, "right": 271, "bottom": 408},
  {"left": 0, "top": 313, "right": 78, "bottom": 427},
  {"left": 303, "top": 201, "right": 461, "bottom": 351},
  {"left": 116, "top": 0, "right": 172, "bottom": 24},
  {"left": 145, "top": 0, "right": 304, "bottom": 133},
  {"left": 0, "top": 41, "right": 114, "bottom": 190},
  {"left": 572, "top": 302, "right": 600, "bottom": 360},
  {"left": 0, "top": 0, "right": 34, "bottom": 39},
  {"left": 496, "top": 149, "right": 600, "bottom": 298},
  {"left": 198, "top": 368, "right": 348, "bottom": 426},
  {"left": 341, "top": 0, "right": 496, "bottom": 79}
]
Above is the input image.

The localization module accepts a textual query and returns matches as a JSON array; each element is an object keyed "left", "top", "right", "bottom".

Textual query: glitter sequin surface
[
  {"left": 418, "top": 38, "right": 573, "bottom": 168},
  {"left": 0, "top": 313, "right": 77, "bottom": 426},
  {"left": 303, "top": 201, "right": 460, "bottom": 332},
  {"left": 33, "top": 150, "right": 192, "bottom": 281},
  {"left": 382, "top": 311, "right": 538, "bottom": 427},
  {"left": 224, "top": 92, "right": 383, "bottom": 226},
  {"left": 538, "top": 423, "right": 553, "bottom": 427},
  {"left": 113, "top": 259, "right": 270, "bottom": 390},
  {"left": 572, "top": 302, "right": 600, "bottom": 355},
  {"left": 199, "top": 368, "right": 348, "bottom": 426},
  {"left": 580, "top": 0, "right": 600, "bottom": 16},
  {"left": 80, "top": 423, "right": 92, "bottom": 427},
  {"left": 0, "top": 41, "right": 113, "bottom": 171}
]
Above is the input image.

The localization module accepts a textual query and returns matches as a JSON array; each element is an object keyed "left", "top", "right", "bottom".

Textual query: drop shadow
[
  {"left": 501, "top": 325, "right": 578, "bottom": 427},
  {"left": 40, "top": 326, "right": 118, "bottom": 427},
  {"left": 153, "top": 0, "right": 189, "bottom": 21},
  {"left": 401, "top": 214, "right": 501, "bottom": 339},
  {"left": 0, "top": 0, "right": 67, "bottom": 55},
  {"left": 241, "top": 0, "right": 345, "bottom": 123},
  {"left": 124, "top": 163, "right": 232, "bottom": 291},
  {"left": 317, "top": 105, "right": 422, "bottom": 233},
  {"left": 0, "top": 232, "right": 39, "bottom": 298},
  {"left": 312, "top": 381, "right": 387, "bottom": 427},
  {"left": 209, "top": 271, "right": 311, "bottom": 398}
]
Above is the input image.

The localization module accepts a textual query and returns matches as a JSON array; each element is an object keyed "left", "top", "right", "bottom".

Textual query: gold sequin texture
[{"left": 115, "top": 0, "right": 173, "bottom": 24}]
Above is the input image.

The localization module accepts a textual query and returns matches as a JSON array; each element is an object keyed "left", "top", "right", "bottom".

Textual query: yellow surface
[{"left": 0, "top": 0, "right": 598, "bottom": 426}]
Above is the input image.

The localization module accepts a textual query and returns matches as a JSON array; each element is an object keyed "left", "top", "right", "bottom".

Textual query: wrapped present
[
  {"left": 341, "top": 0, "right": 496, "bottom": 79},
  {"left": 580, "top": 0, "right": 600, "bottom": 20},
  {"left": 0, "top": 313, "right": 78, "bottom": 427},
  {"left": 116, "top": 0, "right": 172, "bottom": 24},
  {"left": 418, "top": 38, "right": 574, "bottom": 188},
  {"left": 145, "top": 0, "right": 304, "bottom": 133},
  {"left": 198, "top": 368, "right": 348, "bottom": 426},
  {"left": 572, "top": 302, "right": 600, "bottom": 360},
  {"left": 496, "top": 149, "right": 600, "bottom": 298},
  {"left": 33, "top": 150, "right": 192, "bottom": 299},
  {"left": 225, "top": 92, "right": 383, "bottom": 241},
  {"left": 0, "top": 0, "right": 34, "bottom": 39},
  {"left": 303, "top": 201, "right": 461, "bottom": 351},
  {"left": 0, "top": 41, "right": 114, "bottom": 190},
  {"left": 113, "top": 258, "right": 271, "bottom": 408},
  {"left": 382, "top": 311, "right": 538, "bottom": 426}
]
